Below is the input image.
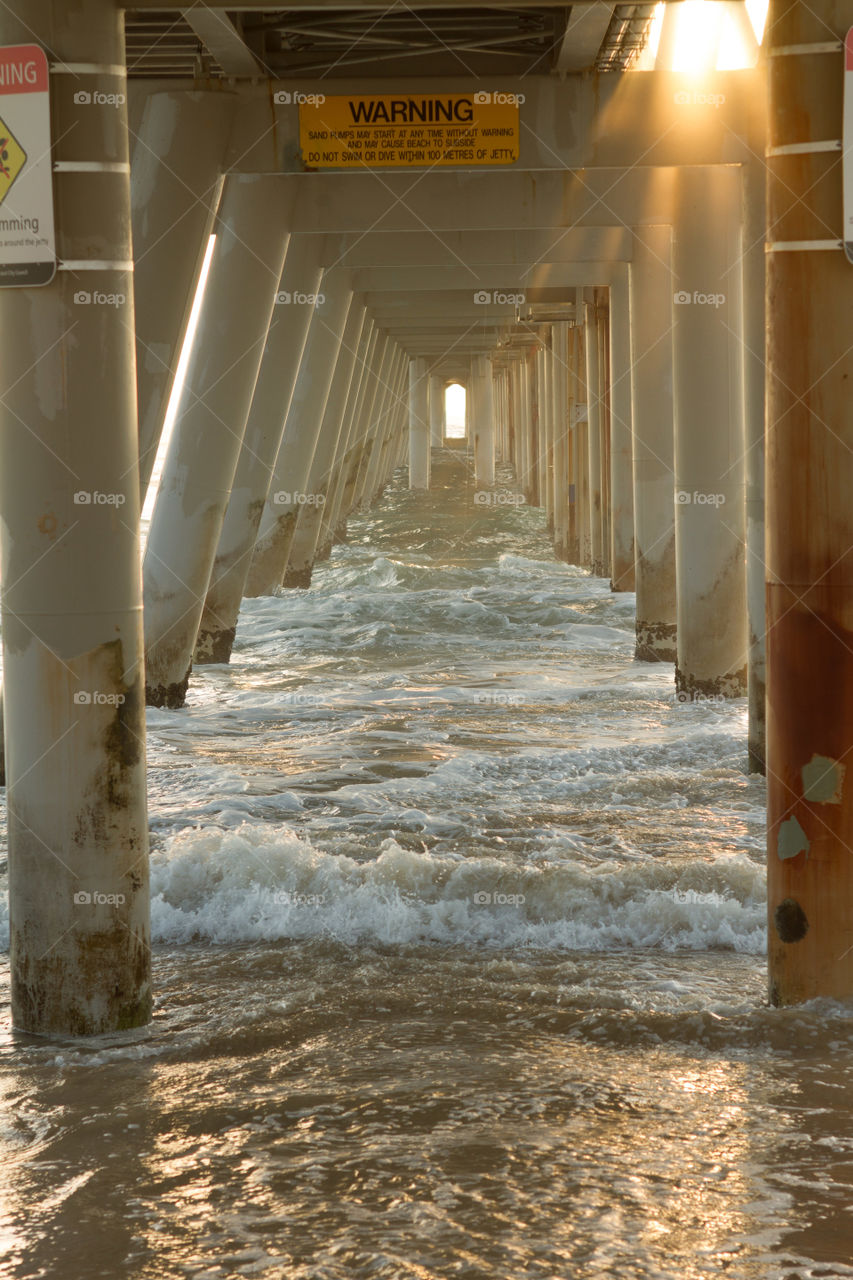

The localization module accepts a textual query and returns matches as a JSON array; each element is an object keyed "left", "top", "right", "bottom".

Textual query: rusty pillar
[{"left": 766, "top": 0, "right": 853, "bottom": 1003}]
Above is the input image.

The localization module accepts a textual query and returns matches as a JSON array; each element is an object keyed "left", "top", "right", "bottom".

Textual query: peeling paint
[
  {"left": 802, "top": 753, "right": 845, "bottom": 804},
  {"left": 777, "top": 815, "right": 810, "bottom": 861}
]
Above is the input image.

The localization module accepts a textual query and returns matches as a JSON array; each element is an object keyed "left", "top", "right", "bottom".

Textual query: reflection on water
[{"left": 1, "top": 457, "right": 853, "bottom": 1279}]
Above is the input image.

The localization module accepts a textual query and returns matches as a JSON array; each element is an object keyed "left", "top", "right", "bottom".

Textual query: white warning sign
[{"left": 0, "top": 44, "right": 55, "bottom": 286}]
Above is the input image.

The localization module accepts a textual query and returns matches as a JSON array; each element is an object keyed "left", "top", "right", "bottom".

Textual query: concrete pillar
[
  {"left": 315, "top": 320, "right": 378, "bottom": 554},
  {"left": 244, "top": 271, "right": 353, "bottom": 596},
  {"left": 0, "top": 0, "right": 149, "bottom": 1034},
  {"left": 535, "top": 345, "right": 548, "bottom": 512},
  {"left": 743, "top": 160, "right": 767, "bottom": 773},
  {"left": 541, "top": 336, "right": 554, "bottom": 529},
  {"left": 585, "top": 297, "right": 604, "bottom": 576},
  {"left": 598, "top": 295, "right": 613, "bottom": 582},
  {"left": 631, "top": 226, "right": 677, "bottom": 662},
  {"left": 132, "top": 91, "right": 233, "bottom": 497},
  {"left": 573, "top": 326, "right": 593, "bottom": 569},
  {"left": 284, "top": 303, "right": 368, "bottom": 586},
  {"left": 609, "top": 267, "right": 635, "bottom": 590},
  {"left": 143, "top": 176, "right": 290, "bottom": 706},
  {"left": 409, "top": 357, "right": 430, "bottom": 488},
  {"left": 352, "top": 335, "right": 394, "bottom": 510},
  {"left": 672, "top": 167, "right": 747, "bottom": 700},
  {"left": 765, "top": 0, "right": 853, "bottom": 1003},
  {"left": 429, "top": 374, "right": 444, "bottom": 446},
  {"left": 472, "top": 354, "right": 495, "bottom": 488},
  {"left": 194, "top": 241, "right": 323, "bottom": 664},
  {"left": 522, "top": 355, "right": 539, "bottom": 507},
  {"left": 551, "top": 322, "right": 570, "bottom": 560}
]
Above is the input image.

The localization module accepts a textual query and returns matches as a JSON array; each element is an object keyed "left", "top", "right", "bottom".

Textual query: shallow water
[{"left": 2, "top": 453, "right": 852, "bottom": 1279}]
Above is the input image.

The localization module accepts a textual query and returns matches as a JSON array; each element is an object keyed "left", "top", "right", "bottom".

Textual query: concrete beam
[{"left": 181, "top": 8, "right": 261, "bottom": 77}]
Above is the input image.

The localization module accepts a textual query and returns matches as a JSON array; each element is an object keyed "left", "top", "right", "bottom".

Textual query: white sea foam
[{"left": 145, "top": 822, "right": 766, "bottom": 952}]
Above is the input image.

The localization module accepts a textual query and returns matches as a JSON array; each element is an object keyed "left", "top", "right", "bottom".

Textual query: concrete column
[
  {"left": 143, "top": 176, "right": 290, "bottom": 706},
  {"left": 574, "top": 325, "right": 593, "bottom": 569},
  {"left": 429, "top": 373, "right": 444, "bottom": 446},
  {"left": 609, "top": 267, "right": 635, "bottom": 591},
  {"left": 541, "top": 336, "right": 554, "bottom": 529},
  {"left": 284, "top": 303, "right": 368, "bottom": 586},
  {"left": 132, "top": 91, "right": 233, "bottom": 497},
  {"left": 585, "top": 297, "right": 604, "bottom": 576},
  {"left": 472, "top": 354, "right": 495, "bottom": 488},
  {"left": 631, "top": 226, "right": 677, "bottom": 662},
  {"left": 194, "top": 241, "right": 323, "bottom": 664},
  {"left": 409, "top": 357, "right": 430, "bottom": 488},
  {"left": 244, "top": 271, "right": 353, "bottom": 596},
  {"left": 672, "top": 167, "right": 747, "bottom": 700},
  {"left": 352, "top": 335, "right": 394, "bottom": 510},
  {"left": 0, "top": 0, "right": 149, "bottom": 1034},
  {"left": 743, "top": 160, "right": 767, "bottom": 773},
  {"left": 359, "top": 344, "right": 401, "bottom": 509},
  {"left": 522, "top": 355, "right": 539, "bottom": 506},
  {"left": 765, "top": 0, "right": 853, "bottom": 1003},
  {"left": 598, "top": 295, "right": 612, "bottom": 582},
  {"left": 551, "top": 322, "right": 570, "bottom": 560},
  {"left": 315, "top": 320, "right": 378, "bottom": 554},
  {"left": 534, "top": 345, "right": 548, "bottom": 512}
]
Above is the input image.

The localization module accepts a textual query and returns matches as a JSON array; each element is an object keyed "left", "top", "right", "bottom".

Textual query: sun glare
[{"left": 634, "top": 1, "right": 766, "bottom": 72}]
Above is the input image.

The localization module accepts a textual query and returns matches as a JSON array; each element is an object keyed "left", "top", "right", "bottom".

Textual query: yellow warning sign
[
  {"left": 298, "top": 93, "right": 520, "bottom": 169},
  {"left": 0, "top": 115, "right": 26, "bottom": 207}
]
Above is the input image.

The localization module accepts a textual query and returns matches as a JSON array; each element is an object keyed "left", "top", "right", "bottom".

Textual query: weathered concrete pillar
[
  {"left": 765, "top": 0, "right": 853, "bottom": 1003},
  {"left": 315, "top": 320, "right": 378, "bottom": 555},
  {"left": 672, "top": 167, "right": 747, "bottom": 700},
  {"left": 523, "top": 354, "right": 540, "bottom": 507},
  {"left": 743, "top": 159, "right": 767, "bottom": 773},
  {"left": 573, "top": 325, "right": 593, "bottom": 569},
  {"left": 143, "top": 176, "right": 290, "bottom": 706},
  {"left": 429, "top": 373, "right": 444, "bottom": 446},
  {"left": 534, "top": 344, "right": 549, "bottom": 512},
  {"left": 585, "top": 297, "right": 604, "bottom": 576},
  {"left": 244, "top": 271, "right": 352, "bottom": 596},
  {"left": 472, "top": 354, "right": 495, "bottom": 488},
  {"left": 551, "top": 322, "right": 570, "bottom": 560},
  {"left": 194, "top": 241, "right": 323, "bottom": 663},
  {"left": 352, "top": 334, "right": 394, "bottom": 510},
  {"left": 598, "top": 294, "right": 612, "bottom": 582},
  {"left": 131, "top": 91, "right": 233, "bottom": 497},
  {"left": 409, "top": 357, "right": 430, "bottom": 488},
  {"left": 359, "top": 344, "right": 402, "bottom": 509},
  {"left": 0, "top": 0, "right": 149, "bottom": 1034},
  {"left": 609, "top": 267, "right": 635, "bottom": 591},
  {"left": 631, "top": 226, "right": 677, "bottom": 662},
  {"left": 541, "top": 336, "right": 554, "bottom": 530},
  {"left": 284, "top": 303, "right": 368, "bottom": 586}
]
